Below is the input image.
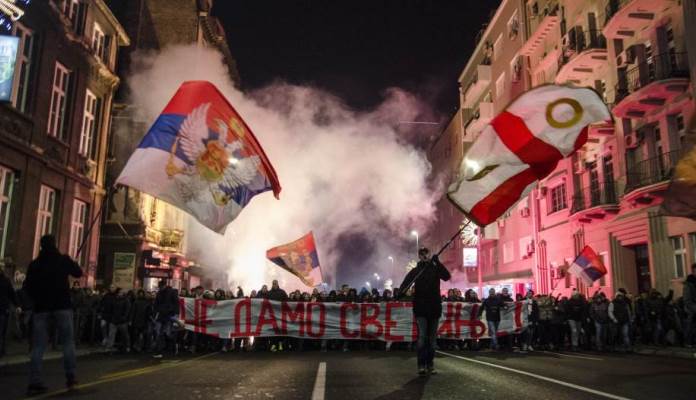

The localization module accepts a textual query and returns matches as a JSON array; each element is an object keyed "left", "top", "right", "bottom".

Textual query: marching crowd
[{"left": 3, "top": 264, "right": 696, "bottom": 358}]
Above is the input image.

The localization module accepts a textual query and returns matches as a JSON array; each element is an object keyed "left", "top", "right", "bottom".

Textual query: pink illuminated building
[{"left": 427, "top": 0, "right": 696, "bottom": 298}]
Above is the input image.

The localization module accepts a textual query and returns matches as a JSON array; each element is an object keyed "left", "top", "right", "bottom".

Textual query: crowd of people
[{"left": 2, "top": 264, "right": 696, "bottom": 358}]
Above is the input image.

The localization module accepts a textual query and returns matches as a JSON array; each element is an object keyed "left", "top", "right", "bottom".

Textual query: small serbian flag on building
[
  {"left": 568, "top": 246, "right": 607, "bottom": 286},
  {"left": 448, "top": 85, "right": 610, "bottom": 226},
  {"left": 117, "top": 81, "right": 281, "bottom": 233},
  {"left": 266, "top": 232, "right": 323, "bottom": 287}
]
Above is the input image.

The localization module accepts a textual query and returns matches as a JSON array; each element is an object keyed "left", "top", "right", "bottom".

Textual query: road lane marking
[
  {"left": 311, "top": 362, "right": 326, "bottom": 400},
  {"left": 541, "top": 351, "right": 604, "bottom": 361},
  {"left": 28, "top": 352, "right": 219, "bottom": 399},
  {"left": 437, "top": 351, "right": 633, "bottom": 400}
]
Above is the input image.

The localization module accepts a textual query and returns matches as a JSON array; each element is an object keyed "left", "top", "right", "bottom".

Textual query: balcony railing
[
  {"left": 571, "top": 182, "right": 619, "bottom": 214},
  {"left": 625, "top": 149, "right": 685, "bottom": 194},
  {"left": 615, "top": 52, "right": 690, "bottom": 102},
  {"left": 561, "top": 29, "right": 607, "bottom": 59}
]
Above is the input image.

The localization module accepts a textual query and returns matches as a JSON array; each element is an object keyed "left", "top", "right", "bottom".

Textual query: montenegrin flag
[
  {"left": 266, "top": 232, "right": 323, "bottom": 287},
  {"left": 117, "top": 81, "right": 281, "bottom": 233},
  {"left": 448, "top": 85, "right": 610, "bottom": 226},
  {"left": 567, "top": 246, "right": 608, "bottom": 286}
]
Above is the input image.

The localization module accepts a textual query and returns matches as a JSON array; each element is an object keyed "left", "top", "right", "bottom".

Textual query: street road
[{"left": 1, "top": 349, "right": 695, "bottom": 399}]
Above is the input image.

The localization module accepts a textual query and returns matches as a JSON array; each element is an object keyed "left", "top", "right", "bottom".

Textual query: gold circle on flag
[{"left": 545, "top": 98, "right": 583, "bottom": 129}]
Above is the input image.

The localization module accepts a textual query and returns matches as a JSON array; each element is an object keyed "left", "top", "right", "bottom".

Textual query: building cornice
[{"left": 95, "top": 0, "right": 130, "bottom": 45}]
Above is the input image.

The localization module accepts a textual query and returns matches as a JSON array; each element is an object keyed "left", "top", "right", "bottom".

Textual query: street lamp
[
  {"left": 388, "top": 256, "right": 395, "bottom": 279},
  {"left": 411, "top": 230, "right": 419, "bottom": 255},
  {"left": 365, "top": 281, "right": 371, "bottom": 287}
]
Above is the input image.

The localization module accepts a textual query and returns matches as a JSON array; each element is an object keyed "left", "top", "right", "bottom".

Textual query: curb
[
  {"left": 0, "top": 348, "right": 102, "bottom": 368},
  {"left": 635, "top": 347, "right": 696, "bottom": 360}
]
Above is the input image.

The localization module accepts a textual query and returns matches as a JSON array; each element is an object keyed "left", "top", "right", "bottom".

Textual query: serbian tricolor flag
[
  {"left": 266, "top": 232, "right": 323, "bottom": 287},
  {"left": 448, "top": 85, "right": 610, "bottom": 226},
  {"left": 117, "top": 81, "right": 281, "bottom": 233},
  {"left": 568, "top": 246, "right": 608, "bottom": 285}
]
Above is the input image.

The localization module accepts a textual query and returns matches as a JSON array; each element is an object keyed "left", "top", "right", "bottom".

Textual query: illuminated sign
[
  {"left": 463, "top": 247, "right": 478, "bottom": 267},
  {"left": 0, "top": 34, "right": 18, "bottom": 102}
]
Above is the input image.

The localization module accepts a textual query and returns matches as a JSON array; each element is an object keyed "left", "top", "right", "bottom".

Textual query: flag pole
[{"left": 74, "top": 186, "right": 112, "bottom": 262}]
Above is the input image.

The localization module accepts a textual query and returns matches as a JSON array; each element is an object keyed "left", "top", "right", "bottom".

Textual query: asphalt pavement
[{"left": 1, "top": 348, "right": 695, "bottom": 400}]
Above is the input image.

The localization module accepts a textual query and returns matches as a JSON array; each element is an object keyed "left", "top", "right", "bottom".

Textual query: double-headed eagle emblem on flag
[{"left": 165, "top": 102, "right": 262, "bottom": 208}]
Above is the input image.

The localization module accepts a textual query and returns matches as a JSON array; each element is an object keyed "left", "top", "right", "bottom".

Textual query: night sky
[{"left": 213, "top": 0, "right": 500, "bottom": 117}]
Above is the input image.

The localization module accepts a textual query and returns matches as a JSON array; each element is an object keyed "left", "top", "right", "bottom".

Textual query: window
[
  {"left": 61, "top": 0, "right": 87, "bottom": 35},
  {"left": 550, "top": 184, "right": 567, "bottom": 213},
  {"left": 676, "top": 114, "right": 686, "bottom": 148},
  {"left": 691, "top": 233, "right": 696, "bottom": 265},
  {"left": 671, "top": 236, "right": 686, "bottom": 278},
  {"left": 69, "top": 199, "right": 88, "bottom": 263},
  {"left": 92, "top": 23, "right": 106, "bottom": 62},
  {"left": 34, "top": 185, "right": 57, "bottom": 257},
  {"left": 11, "top": 23, "right": 34, "bottom": 113},
  {"left": 503, "top": 241, "right": 514, "bottom": 264},
  {"left": 0, "top": 166, "right": 15, "bottom": 260},
  {"left": 507, "top": 11, "right": 520, "bottom": 39},
  {"left": 47, "top": 62, "right": 71, "bottom": 141},
  {"left": 79, "top": 90, "right": 100, "bottom": 159},
  {"left": 511, "top": 56, "right": 522, "bottom": 83},
  {"left": 495, "top": 73, "right": 506, "bottom": 100},
  {"left": 493, "top": 34, "right": 503, "bottom": 61}
]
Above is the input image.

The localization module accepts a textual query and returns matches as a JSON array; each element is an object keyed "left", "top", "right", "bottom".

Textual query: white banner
[{"left": 179, "top": 298, "right": 528, "bottom": 341}]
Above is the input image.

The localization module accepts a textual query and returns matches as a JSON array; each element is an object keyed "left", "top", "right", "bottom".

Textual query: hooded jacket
[{"left": 23, "top": 247, "right": 82, "bottom": 313}]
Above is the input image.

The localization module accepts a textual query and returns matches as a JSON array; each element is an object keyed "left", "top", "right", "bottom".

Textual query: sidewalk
[
  {"left": 1, "top": 340, "right": 103, "bottom": 368},
  {"left": 634, "top": 345, "right": 696, "bottom": 360}
]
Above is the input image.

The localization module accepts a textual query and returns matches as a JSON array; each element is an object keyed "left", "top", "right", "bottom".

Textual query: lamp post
[
  {"left": 387, "top": 256, "right": 394, "bottom": 278},
  {"left": 410, "top": 230, "right": 419, "bottom": 255}
]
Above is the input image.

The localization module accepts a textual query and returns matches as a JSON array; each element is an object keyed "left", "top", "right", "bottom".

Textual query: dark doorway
[{"left": 633, "top": 244, "right": 651, "bottom": 293}]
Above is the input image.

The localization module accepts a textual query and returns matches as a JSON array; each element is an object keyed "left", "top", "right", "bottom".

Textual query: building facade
[
  {"left": 0, "top": 0, "right": 129, "bottom": 287},
  {"left": 433, "top": 0, "right": 696, "bottom": 298},
  {"left": 99, "top": 0, "right": 238, "bottom": 291}
]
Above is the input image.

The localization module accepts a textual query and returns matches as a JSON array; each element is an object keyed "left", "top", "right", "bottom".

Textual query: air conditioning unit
[
  {"left": 574, "top": 159, "right": 586, "bottom": 174},
  {"left": 625, "top": 132, "right": 640, "bottom": 149},
  {"left": 520, "top": 207, "right": 531, "bottom": 217},
  {"left": 526, "top": 242, "right": 535, "bottom": 255},
  {"left": 538, "top": 186, "right": 548, "bottom": 198}
]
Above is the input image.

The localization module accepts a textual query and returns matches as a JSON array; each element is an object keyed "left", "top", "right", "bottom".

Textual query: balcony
[
  {"left": 555, "top": 29, "right": 608, "bottom": 85},
  {"left": 613, "top": 52, "right": 690, "bottom": 118},
  {"left": 520, "top": 5, "right": 560, "bottom": 56},
  {"left": 603, "top": 0, "right": 676, "bottom": 39},
  {"left": 570, "top": 183, "right": 620, "bottom": 222},
  {"left": 587, "top": 121, "right": 615, "bottom": 137},
  {"left": 465, "top": 102, "right": 494, "bottom": 136},
  {"left": 461, "top": 64, "right": 492, "bottom": 109},
  {"left": 623, "top": 149, "right": 684, "bottom": 202}
]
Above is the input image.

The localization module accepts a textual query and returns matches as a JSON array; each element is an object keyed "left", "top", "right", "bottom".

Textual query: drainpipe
[{"left": 531, "top": 188, "right": 543, "bottom": 293}]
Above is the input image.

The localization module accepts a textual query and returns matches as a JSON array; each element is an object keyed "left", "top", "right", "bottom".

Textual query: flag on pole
[
  {"left": 661, "top": 115, "right": 696, "bottom": 219},
  {"left": 266, "top": 232, "right": 322, "bottom": 287},
  {"left": 448, "top": 85, "right": 610, "bottom": 226},
  {"left": 117, "top": 81, "right": 281, "bottom": 233},
  {"left": 567, "top": 246, "right": 607, "bottom": 286}
]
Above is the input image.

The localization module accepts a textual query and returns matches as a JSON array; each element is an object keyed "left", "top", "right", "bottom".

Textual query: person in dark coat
[
  {"left": 609, "top": 291, "right": 633, "bottom": 351},
  {"left": 130, "top": 289, "right": 152, "bottom": 352},
  {"left": 106, "top": 288, "right": 131, "bottom": 352},
  {"left": 683, "top": 264, "right": 696, "bottom": 347},
  {"left": 397, "top": 247, "right": 451, "bottom": 375},
  {"left": 479, "top": 289, "right": 505, "bottom": 350},
  {"left": 0, "top": 268, "right": 19, "bottom": 357},
  {"left": 522, "top": 290, "right": 539, "bottom": 351},
  {"left": 98, "top": 286, "right": 116, "bottom": 346},
  {"left": 23, "top": 235, "right": 82, "bottom": 395},
  {"left": 152, "top": 280, "right": 179, "bottom": 358},
  {"left": 565, "top": 291, "right": 587, "bottom": 350}
]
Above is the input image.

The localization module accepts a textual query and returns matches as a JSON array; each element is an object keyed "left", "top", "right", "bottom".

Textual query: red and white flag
[{"left": 448, "top": 85, "right": 610, "bottom": 226}]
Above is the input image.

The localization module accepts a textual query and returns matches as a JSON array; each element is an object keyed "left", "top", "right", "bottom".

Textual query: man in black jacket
[
  {"left": 23, "top": 235, "right": 82, "bottom": 395},
  {"left": 153, "top": 280, "right": 179, "bottom": 358},
  {"left": 0, "top": 268, "right": 19, "bottom": 357},
  {"left": 398, "top": 247, "right": 451, "bottom": 375}
]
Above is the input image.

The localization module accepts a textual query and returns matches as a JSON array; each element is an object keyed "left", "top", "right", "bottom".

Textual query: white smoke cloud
[{"left": 126, "top": 45, "right": 438, "bottom": 292}]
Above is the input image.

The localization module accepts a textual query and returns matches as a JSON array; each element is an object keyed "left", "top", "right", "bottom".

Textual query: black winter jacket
[
  {"left": 23, "top": 249, "right": 82, "bottom": 313},
  {"left": 398, "top": 258, "right": 451, "bottom": 318}
]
